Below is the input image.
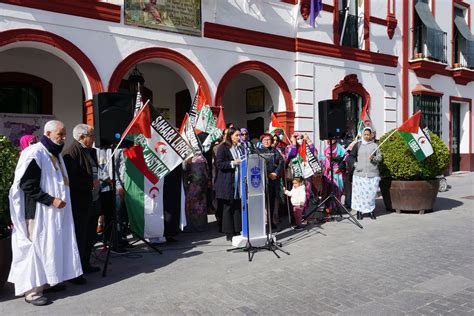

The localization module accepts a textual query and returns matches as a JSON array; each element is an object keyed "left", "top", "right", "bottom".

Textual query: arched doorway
[
  {"left": 0, "top": 29, "right": 103, "bottom": 145},
  {"left": 332, "top": 74, "right": 371, "bottom": 138},
  {"left": 108, "top": 48, "right": 211, "bottom": 128},
  {"left": 215, "top": 61, "right": 294, "bottom": 138}
]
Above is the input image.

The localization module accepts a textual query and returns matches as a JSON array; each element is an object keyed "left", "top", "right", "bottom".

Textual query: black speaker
[
  {"left": 318, "top": 99, "right": 346, "bottom": 140},
  {"left": 93, "top": 92, "right": 134, "bottom": 148}
]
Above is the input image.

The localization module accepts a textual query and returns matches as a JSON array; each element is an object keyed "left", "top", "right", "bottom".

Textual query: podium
[{"left": 232, "top": 154, "right": 268, "bottom": 247}]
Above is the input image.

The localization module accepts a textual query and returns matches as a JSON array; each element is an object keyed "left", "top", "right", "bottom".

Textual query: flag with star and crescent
[{"left": 122, "top": 93, "right": 193, "bottom": 238}]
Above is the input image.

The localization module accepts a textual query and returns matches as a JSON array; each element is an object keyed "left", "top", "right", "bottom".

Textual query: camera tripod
[{"left": 302, "top": 140, "right": 362, "bottom": 229}]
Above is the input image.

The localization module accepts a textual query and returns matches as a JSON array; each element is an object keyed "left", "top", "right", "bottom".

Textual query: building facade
[{"left": 0, "top": 0, "right": 472, "bottom": 172}]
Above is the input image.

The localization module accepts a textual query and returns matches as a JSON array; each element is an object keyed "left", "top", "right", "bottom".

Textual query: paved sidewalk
[{"left": 1, "top": 173, "right": 473, "bottom": 315}]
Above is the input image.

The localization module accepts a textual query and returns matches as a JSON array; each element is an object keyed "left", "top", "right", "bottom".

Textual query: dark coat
[
  {"left": 63, "top": 141, "right": 97, "bottom": 217},
  {"left": 215, "top": 143, "right": 237, "bottom": 201}
]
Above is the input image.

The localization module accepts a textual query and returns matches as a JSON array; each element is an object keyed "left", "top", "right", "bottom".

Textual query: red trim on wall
[
  {"left": 334, "top": 0, "right": 340, "bottom": 46},
  {"left": 204, "top": 22, "right": 398, "bottom": 67},
  {"left": 402, "top": 0, "right": 409, "bottom": 121},
  {"left": 0, "top": 29, "right": 104, "bottom": 97},
  {"left": 214, "top": 60, "right": 294, "bottom": 113},
  {"left": 281, "top": 0, "right": 298, "bottom": 4},
  {"left": 431, "top": 0, "right": 435, "bottom": 16},
  {"left": 108, "top": 47, "right": 212, "bottom": 107},
  {"left": 408, "top": 59, "right": 451, "bottom": 78},
  {"left": 322, "top": 4, "right": 334, "bottom": 12},
  {"left": 448, "top": 96, "right": 473, "bottom": 172},
  {"left": 0, "top": 72, "right": 52, "bottom": 114},
  {"left": 451, "top": 68, "right": 474, "bottom": 85},
  {"left": 332, "top": 74, "right": 371, "bottom": 115},
  {"left": 370, "top": 16, "right": 388, "bottom": 25},
  {"left": 0, "top": 0, "right": 121, "bottom": 23},
  {"left": 204, "top": 22, "right": 295, "bottom": 52},
  {"left": 297, "top": 38, "right": 398, "bottom": 67},
  {"left": 364, "top": 0, "right": 370, "bottom": 50}
]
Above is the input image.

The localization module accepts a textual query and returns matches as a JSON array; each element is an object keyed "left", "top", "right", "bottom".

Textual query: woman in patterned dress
[{"left": 348, "top": 127, "right": 382, "bottom": 220}]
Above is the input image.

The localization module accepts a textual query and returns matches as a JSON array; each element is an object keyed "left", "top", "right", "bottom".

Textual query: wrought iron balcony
[
  {"left": 412, "top": 25, "right": 447, "bottom": 64},
  {"left": 339, "top": 10, "right": 358, "bottom": 48},
  {"left": 454, "top": 38, "right": 474, "bottom": 69}
]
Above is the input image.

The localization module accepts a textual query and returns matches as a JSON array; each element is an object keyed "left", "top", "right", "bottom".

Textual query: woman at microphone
[{"left": 215, "top": 127, "right": 244, "bottom": 241}]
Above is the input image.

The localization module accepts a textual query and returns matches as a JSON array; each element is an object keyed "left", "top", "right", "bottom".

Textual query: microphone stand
[{"left": 252, "top": 145, "right": 289, "bottom": 258}]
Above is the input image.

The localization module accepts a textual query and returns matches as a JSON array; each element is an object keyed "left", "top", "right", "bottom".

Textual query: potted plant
[
  {"left": 0, "top": 135, "right": 19, "bottom": 288},
  {"left": 378, "top": 130, "right": 449, "bottom": 214}
]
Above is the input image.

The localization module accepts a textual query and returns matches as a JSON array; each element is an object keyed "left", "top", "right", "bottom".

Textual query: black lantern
[{"left": 128, "top": 65, "right": 145, "bottom": 98}]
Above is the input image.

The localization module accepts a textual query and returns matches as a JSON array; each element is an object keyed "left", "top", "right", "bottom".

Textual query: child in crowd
[{"left": 284, "top": 177, "right": 306, "bottom": 229}]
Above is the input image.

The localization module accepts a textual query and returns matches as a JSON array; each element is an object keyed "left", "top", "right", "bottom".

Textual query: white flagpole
[{"left": 339, "top": 0, "right": 351, "bottom": 46}]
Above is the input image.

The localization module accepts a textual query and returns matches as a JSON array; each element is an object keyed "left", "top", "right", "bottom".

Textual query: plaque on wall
[{"left": 124, "top": 0, "right": 202, "bottom": 36}]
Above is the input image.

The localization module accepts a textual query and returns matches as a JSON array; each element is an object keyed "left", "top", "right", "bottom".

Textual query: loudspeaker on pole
[
  {"left": 93, "top": 92, "right": 134, "bottom": 148},
  {"left": 318, "top": 99, "right": 346, "bottom": 140}
]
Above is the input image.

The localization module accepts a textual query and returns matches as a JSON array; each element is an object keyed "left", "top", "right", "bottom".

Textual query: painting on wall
[
  {"left": 246, "top": 86, "right": 265, "bottom": 114},
  {"left": 124, "top": 0, "right": 202, "bottom": 36}
]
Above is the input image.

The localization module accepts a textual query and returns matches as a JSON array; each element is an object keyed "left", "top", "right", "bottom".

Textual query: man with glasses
[{"left": 63, "top": 124, "right": 101, "bottom": 283}]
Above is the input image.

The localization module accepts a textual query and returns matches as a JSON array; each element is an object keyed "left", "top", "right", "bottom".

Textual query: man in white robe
[{"left": 8, "top": 120, "right": 82, "bottom": 306}]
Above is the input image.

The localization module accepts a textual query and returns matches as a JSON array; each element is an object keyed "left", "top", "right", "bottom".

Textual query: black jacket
[
  {"left": 215, "top": 144, "right": 238, "bottom": 201},
  {"left": 63, "top": 141, "right": 98, "bottom": 218}
]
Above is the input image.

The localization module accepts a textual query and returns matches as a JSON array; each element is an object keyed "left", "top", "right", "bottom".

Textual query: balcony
[
  {"left": 338, "top": 10, "right": 358, "bottom": 48},
  {"left": 412, "top": 26, "right": 447, "bottom": 63},
  {"left": 409, "top": 26, "right": 448, "bottom": 79}
]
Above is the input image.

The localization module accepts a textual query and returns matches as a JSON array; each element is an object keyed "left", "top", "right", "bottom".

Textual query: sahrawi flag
[
  {"left": 122, "top": 101, "right": 193, "bottom": 238},
  {"left": 195, "top": 105, "right": 222, "bottom": 152},
  {"left": 179, "top": 113, "right": 202, "bottom": 155},
  {"left": 357, "top": 103, "right": 373, "bottom": 137},
  {"left": 269, "top": 113, "right": 284, "bottom": 135},
  {"left": 189, "top": 85, "right": 207, "bottom": 128},
  {"left": 398, "top": 110, "right": 433, "bottom": 161},
  {"left": 290, "top": 141, "right": 321, "bottom": 179}
]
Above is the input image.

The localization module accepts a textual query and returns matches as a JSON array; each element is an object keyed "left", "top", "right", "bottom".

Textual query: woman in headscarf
[
  {"left": 286, "top": 133, "right": 321, "bottom": 215},
  {"left": 215, "top": 127, "right": 244, "bottom": 240},
  {"left": 239, "top": 127, "right": 255, "bottom": 155},
  {"left": 183, "top": 153, "right": 209, "bottom": 232},
  {"left": 348, "top": 127, "right": 382, "bottom": 220},
  {"left": 19, "top": 134, "right": 37, "bottom": 153},
  {"left": 319, "top": 138, "right": 347, "bottom": 211}
]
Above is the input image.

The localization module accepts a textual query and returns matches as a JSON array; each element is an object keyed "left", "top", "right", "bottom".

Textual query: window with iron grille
[{"left": 413, "top": 94, "right": 442, "bottom": 137}]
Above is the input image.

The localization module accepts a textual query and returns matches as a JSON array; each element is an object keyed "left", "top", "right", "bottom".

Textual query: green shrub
[
  {"left": 0, "top": 135, "right": 19, "bottom": 239},
  {"left": 379, "top": 129, "right": 449, "bottom": 180}
]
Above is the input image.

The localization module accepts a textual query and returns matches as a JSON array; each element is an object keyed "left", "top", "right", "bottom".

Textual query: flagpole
[
  {"left": 369, "top": 128, "right": 398, "bottom": 156},
  {"left": 339, "top": 0, "right": 351, "bottom": 46},
  {"left": 106, "top": 99, "right": 150, "bottom": 165}
]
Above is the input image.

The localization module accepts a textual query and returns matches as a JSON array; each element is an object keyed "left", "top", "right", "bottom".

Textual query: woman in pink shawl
[{"left": 19, "top": 134, "right": 37, "bottom": 153}]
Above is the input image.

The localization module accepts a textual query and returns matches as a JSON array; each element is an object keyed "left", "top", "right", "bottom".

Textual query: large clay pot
[
  {"left": 380, "top": 178, "right": 440, "bottom": 214},
  {"left": 0, "top": 236, "right": 12, "bottom": 288}
]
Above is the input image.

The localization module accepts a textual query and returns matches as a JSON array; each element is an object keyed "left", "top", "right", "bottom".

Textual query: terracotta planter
[
  {"left": 0, "top": 236, "right": 12, "bottom": 288},
  {"left": 380, "top": 179, "right": 440, "bottom": 214}
]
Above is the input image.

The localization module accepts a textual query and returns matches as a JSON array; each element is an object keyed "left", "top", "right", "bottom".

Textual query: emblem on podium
[{"left": 250, "top": 166, "right": 261, "bottom": 188}]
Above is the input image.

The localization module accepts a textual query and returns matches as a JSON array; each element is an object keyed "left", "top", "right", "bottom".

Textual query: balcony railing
[
  {"left": 339, "top": 10, "right": 358, "bottom": 48},
  {"left": 412, "top": 25, "right": 447, "bottom": 64},
  {"left": 454, "top": 36, "right": 474, "bottom": 69}
]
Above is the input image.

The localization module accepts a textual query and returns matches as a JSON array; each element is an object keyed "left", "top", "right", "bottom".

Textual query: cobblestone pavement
[{"left": 1, "top": 173, "right": 473, "bottom": 315}]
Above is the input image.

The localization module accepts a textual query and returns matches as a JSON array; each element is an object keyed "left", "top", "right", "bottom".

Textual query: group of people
[
  {"left": 211, "top": 124, "right": 383, "bottom": 241},
  {"left": 9, "top": 121, "right": 114, "bottom": 306},
  {"left": 7, "top": 117, "right": 383, "bottom": 306}
]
